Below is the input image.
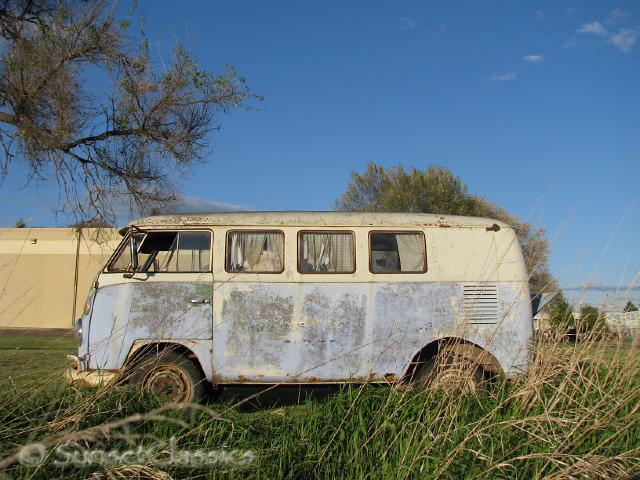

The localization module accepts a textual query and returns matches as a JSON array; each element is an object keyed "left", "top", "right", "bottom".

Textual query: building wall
[
  {"left": 0, "top": 228, "right": 120, "bottom": 330},
  {"left": 605, "top": 311, "right": 640, "bottom": 339}
]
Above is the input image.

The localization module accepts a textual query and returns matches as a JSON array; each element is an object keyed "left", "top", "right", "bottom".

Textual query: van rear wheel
[
  {"left": 413, "top": 347, "right": 486, "bottom": 395},
  {"left": 128, "top": 351, "right": 207, "bottom": 403}
]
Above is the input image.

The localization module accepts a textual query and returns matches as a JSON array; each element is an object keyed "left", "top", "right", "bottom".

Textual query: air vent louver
[{"left": 463, "top": 284, "right": 499, "bottom": 324}]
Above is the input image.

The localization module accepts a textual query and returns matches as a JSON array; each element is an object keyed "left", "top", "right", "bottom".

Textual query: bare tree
[{"left": 0, "top": 0, "right": 255, "bottom": 222}]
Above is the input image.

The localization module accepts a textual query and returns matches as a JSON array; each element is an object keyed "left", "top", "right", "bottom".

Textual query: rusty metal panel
[
  {"left": 210, "top": 280, "right": 532, "bottom": 383},
  {"left": 128, "top": 282, "right": 213, "bottom": 339},
  {"left": 87, "top": 280, "right": 213, "bottom": 376},
  {"left": 87, "top": 282, "right": 134, "bottom": 370},
  {"left": 126, "top": 212, "right": 507, "bottom": 230},
  {"left": 212, "top": 282, "right": 370, "bottom": 383},
  {"left": 215, "top": 282, "right": 296, "bottom": 380},
  {"left": 368, "top": 282, "right": 458, "bottom": 377},
  {"left": 86, "top": 277, "right": 532, "bottom": 383},
  {"left": 296, "top": 284, "right": 367, "bottom": 379}
]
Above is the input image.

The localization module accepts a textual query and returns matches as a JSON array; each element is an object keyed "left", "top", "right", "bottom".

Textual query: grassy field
[
  {"left": 0, "top": 334, "right": 77, "bottom": 387},
  {"left": 0, "top": 334, "right": 638, "bottom": 479}
]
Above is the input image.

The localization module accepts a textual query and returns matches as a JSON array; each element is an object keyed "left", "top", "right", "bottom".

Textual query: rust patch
[
  {"left": 128, "top": 282, "right": 213, "bottom": 339},
  {"left": 299, "top": 286, "right": 367, "bottom": 377},
  {"left": 384, "top": 373, "right": 396, "bottom": 381},
  {"left": 486, "top": 223, "right": 501, "bottom": 232},
  {"left": 213, "top": 374, "right": 399, "bottom": 385},
  {"left": 223, "top": 285, "right": 294, "bottom": 368}
]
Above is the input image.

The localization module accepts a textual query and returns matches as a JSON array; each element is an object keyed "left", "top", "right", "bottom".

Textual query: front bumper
[{"left": 65, "top": 355, "right": 118, "bottom": 387}]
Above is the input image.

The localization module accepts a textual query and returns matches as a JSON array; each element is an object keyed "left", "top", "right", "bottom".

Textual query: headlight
[{"left": 75, "top": 318, "right": 83, "bottom": 341}]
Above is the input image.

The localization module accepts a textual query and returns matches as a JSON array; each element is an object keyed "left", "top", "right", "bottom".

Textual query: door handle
[{"left": 189, "top": 299, "right": 211, "bottom": 304}]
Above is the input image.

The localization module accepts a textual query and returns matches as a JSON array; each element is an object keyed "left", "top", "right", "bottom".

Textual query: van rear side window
[
  {"left": 226, "top": 231, "right": 284, "bottom": 273},
  {"left": 369, "top": 231, "right": 426, "bottom": 273},
  {"left": 298, "top": 231, "right": 355, "bottom": 273}
]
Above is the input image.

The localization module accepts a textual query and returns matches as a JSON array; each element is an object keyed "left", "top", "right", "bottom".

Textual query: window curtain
[
  {"left": 396, "top": 234, "right": 425, "bottom": 272},
  {"left": 300, "top": 233, "right": 353, "bottom": 272},
  {"left": 177, "top": 232, "right": 210, "bottom": 272},
  {"left": 229, "top": 232, "right": 283, "bottom": 272},
  {"left": 176, "top": 248, "right": 209, "bottom": 272}
]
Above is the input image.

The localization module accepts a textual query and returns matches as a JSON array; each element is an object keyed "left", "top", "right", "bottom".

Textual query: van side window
[
  {"left": 298, "top": 231, "right": 355, "bottom": 273},
  {"left": 369, "top": 232, "right": 426, "bottom": 273},
  {"left": 226, "top": 231, "right": 284, "bottom": 273},
  {"left": 176, "top": 232, "right": 212, "bottom": 272},
  {"left": 137, "top": 231, "right": 211, "bottom": 273}
]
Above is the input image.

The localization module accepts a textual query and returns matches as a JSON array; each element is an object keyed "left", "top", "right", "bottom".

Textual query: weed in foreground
[{"left": 0, "top": 335, "right": 638, "bottom": 479}]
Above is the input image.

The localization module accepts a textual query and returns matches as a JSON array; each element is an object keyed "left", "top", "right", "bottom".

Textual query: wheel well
[
  {"left": 402, "top": 337, "right": 503, "bottom": 382},
  {"left": 125, "top": 342, "right": 205, "bottom": 376}
]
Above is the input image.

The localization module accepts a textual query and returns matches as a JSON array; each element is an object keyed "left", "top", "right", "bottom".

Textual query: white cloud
[
  {"left": 176, "top": 196, "right": 249, "bottom": 213},
  {"left": 428, "top": 24, "right": 447, "bottom": 34},
  {"left": 563, "top": 36, "right": 579, "bottom": 49},
  {"left": 486, "top": 72, "right": 517, "bottom": 82},
  {"left": 568, "top": 13, "right": 639, "bottom": 55},
  {"left": 398, "top": 17, "right": 416, "bottom": 30},
  {"left": 107, "top": 194, "right": 249, "bottom": 222},
  {"left": 577, "top": 21, "right": 608, "bottom": 37},
  {"left": 523, "top": 54, "right": 545, "bottom": 63},
  {"left": 606, "top": 8, "right": 626, "bottom": 27},
  {"left": 609, "top": 28, "right": 639, "bottom": 53}
]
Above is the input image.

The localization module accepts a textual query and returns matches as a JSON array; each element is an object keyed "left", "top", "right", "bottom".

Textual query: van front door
[{"left": 88, "top": 230, "right": 214, "bottom": 376}]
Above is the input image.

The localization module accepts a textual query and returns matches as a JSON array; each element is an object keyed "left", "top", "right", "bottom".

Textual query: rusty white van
[{"left": 66, "top": 212, "right": 533, "bottom": 401}]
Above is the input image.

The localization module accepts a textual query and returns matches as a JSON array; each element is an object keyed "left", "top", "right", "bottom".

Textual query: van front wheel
[{"left": 128, "top": 351, "right": 207, "bottom": 403}]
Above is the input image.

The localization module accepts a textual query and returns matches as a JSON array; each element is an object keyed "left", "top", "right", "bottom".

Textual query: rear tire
[
  {"left": 128, "top": 351, "right": 207, "bottom": 403},
  {"left": 413, "top": 346, "right": 487, "bottom": 395}
]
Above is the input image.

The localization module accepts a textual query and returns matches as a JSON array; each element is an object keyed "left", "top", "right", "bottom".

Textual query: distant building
[
  {"left": 0, "top": 228, "right": 120, "bottom": 331},
  {"left": 532, "top": 292, "right": 560, "bottom": 334},
  {"left": 604, "top": 311, "right": 640, "bottom": 339}
]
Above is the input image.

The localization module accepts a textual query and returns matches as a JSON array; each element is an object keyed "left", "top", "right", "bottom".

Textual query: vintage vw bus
[{"left": 66, "top": 212, "right": 533, "bottom": 401}]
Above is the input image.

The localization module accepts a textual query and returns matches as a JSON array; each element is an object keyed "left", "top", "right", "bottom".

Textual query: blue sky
[{"left": 1, "top": 1, "right": 639, "bottom": 307}]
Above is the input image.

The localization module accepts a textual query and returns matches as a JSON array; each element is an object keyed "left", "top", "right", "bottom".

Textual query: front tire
[{"left": 128, "top": 351, "right": 207, "bottom": 403}]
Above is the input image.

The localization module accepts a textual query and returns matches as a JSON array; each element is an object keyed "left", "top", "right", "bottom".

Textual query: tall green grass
[{"left": 0, "top": 335, "right": 638, "bottom": 479}]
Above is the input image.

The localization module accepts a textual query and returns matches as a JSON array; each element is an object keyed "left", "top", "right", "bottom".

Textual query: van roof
[{"left": 125, "top": 211, "right": 511, "bottom": 230}]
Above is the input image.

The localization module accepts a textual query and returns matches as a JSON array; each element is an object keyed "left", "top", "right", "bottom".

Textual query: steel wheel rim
[
  {"left": 143, "top": 365, "right": 191, "bottom": 402},
  {"left": 430, "top": 361, "right": 478, "bottom": 395}
]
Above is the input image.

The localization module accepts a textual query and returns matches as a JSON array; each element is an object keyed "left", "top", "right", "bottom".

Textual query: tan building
[{"left": 0, "top": 227, "right": 120, "bottom": 331}]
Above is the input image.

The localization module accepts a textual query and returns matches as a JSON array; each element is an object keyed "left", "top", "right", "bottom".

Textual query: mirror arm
[
  {"left": 122, "top": 225, "right": 149, "bottom": 279},
  {"left": 129, "top": 235, "right": 139, "bottom": 271}
]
